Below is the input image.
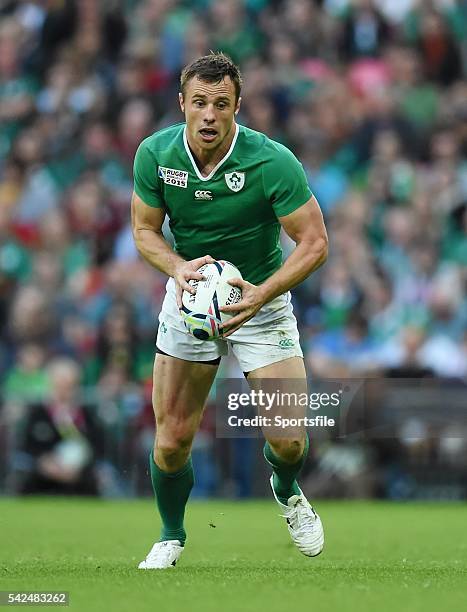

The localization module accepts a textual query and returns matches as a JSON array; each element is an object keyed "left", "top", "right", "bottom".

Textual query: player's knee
[
  {"left": 268, "top": 437, "right": 305, "bottom": 464},
  {"left": 155, "top": 431, "right": 193, "bottom": 470},
  {"left": 155, "top": 443, "right": 191, "bottom": 472}
]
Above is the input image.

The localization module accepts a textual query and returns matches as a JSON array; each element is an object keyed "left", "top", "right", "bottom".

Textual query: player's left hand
[{"left": 219, "top": 278, "right": 265, "bottom": 337}]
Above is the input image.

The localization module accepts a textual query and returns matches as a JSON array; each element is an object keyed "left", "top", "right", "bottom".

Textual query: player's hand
[
  {"left": 174, "top": 255, "right": 216, "bottom": 309},
  {"left": 219, "top": 278, "right": 265, "bottom": 337}
]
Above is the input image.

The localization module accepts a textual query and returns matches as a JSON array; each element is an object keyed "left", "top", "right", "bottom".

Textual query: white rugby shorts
[{"left": 156, "top": 278, "right": 303, "bottom": 373}]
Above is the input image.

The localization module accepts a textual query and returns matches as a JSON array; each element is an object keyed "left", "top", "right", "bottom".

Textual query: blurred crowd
[{"left": 0, "top": 0, "right": 466, "bottom": 497}]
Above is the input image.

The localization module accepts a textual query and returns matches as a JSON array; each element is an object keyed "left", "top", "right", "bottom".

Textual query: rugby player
[{"left": 132, "top": 53, "right": 328, "bottom": 569}]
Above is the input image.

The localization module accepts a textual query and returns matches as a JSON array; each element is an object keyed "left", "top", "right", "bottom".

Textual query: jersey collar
[{"left": 183, "top": 123, "right": 240, "bottom": 182}]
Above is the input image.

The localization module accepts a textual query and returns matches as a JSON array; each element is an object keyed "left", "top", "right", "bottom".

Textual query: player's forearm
[
  {"left": 133, "top": 229, "right": 184, "bottom": 277},
  {"left": 259, "top": 237, "right": 328, "bottom": 303}
]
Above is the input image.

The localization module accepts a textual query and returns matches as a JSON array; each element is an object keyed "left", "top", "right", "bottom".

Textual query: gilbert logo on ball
[{"left": 181, "top": 260, "right": 242, "bottom": 340}]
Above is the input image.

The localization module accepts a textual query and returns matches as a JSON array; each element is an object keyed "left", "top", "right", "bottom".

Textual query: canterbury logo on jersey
[
  {"left": 194, "top": 190, "right": 213, "bottom": 200},
  {"left": 158, "top": 166, "right": 188, "bottom": 188}
]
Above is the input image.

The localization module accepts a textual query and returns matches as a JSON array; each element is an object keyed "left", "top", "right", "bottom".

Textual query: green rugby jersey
[{"left": 133, "top": 123, "right": 312, "bottom": 284}]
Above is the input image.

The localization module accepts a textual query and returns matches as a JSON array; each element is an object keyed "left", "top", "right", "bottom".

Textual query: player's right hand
[{"left": 174, "top": 255, "right": 216, "bottom": 309}]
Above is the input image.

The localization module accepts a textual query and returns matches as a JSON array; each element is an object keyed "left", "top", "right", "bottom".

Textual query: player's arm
[
  {"left": 259, "top": 194, "right": 328, "bottom": 302},
  {"left": 131, "top": 191, "right": 182, "bottom": 276},
  {"left": 221, "top": 195, "right": 328, "bottom": 337},
  {"left": 221, "top": 142, "right": 328, "bottom": 337},
  {"left": 131, "top": 191, "right": 214, "bottom": 306}
]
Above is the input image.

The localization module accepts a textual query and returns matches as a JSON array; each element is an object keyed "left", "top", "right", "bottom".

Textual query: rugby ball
[{"left": 181, "top": 260, "right": 242, "bottom": 340}]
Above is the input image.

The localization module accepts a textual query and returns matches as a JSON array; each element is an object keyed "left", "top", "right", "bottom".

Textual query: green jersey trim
[{"left": 183, "top": 123, "right": 240, "bottom": 181}]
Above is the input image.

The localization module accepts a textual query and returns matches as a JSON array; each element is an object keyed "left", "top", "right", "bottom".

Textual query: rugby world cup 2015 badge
[
  {"left": 158, "top": 166, "right": 188, "bottom": 188},
  {"left": 225, "top": 171, "right": 245, "bottom": 192}
]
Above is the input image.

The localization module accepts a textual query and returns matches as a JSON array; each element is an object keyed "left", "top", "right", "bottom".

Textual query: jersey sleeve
[
  {"left": 263, "top": 143, "right": 313, "bottom": 217},
  {"left": 133, "top": 139, "right": 164, "bottom": 208}
]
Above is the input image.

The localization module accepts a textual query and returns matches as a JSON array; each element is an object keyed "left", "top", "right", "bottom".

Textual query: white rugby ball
[{"left": 181, "top": 260, "right": 242, "bottom": 340}]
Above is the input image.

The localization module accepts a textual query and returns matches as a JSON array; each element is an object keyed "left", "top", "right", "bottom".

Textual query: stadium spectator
[
  {"left": 2, "top": 343, "right": 50, "bottom": 404},
  {"left": 13, "top": 358, "right": 104, "bottom": 495},
  {"left": 0, "top": 0, "right": 466, "bottom": 498}
]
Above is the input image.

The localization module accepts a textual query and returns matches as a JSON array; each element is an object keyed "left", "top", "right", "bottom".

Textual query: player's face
[{"left": 179, "top": 76, "right": 241, "bottom": 151}]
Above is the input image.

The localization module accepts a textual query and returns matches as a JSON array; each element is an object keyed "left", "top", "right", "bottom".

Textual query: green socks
[
  {"left": 149, "top": 452, "right": 194, "bottom": 546},
  {"left": 264, "top": 435, "right": 310, "bottom": 505},
  {"left": 148, "top": 435, "right": 309, "bottom": 542}
]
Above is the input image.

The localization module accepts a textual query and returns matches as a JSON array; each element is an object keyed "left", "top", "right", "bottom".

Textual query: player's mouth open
[{"left": 199, "top": 128, "right": 218, "bottom": 142}]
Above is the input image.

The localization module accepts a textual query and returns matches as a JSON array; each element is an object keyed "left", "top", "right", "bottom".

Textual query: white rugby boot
[
  {"left": 270, "top": 476, "right": 324, "bottom": 557},
  {"left": 138, "top": 540, "right": 184, "bottom": 569}
]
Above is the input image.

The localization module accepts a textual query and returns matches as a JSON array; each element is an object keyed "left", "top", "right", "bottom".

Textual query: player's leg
[
  {"left": 229, "top": 293, "right": 324, "bottom": 557},
  {"left": 229, "top": 293, "right": 309, "bottom": 503},
  {"left": 247, "top": 355, "right": 323, "bottom": 557},
  {"left": 139, "top": 352, "right": 218, "bottom": 569},
  {"left": 248, "top": 356, "right": 308, "bottom": 505},
  {"left": 151, "top": 352, "right": 218, "bottom": 541}
]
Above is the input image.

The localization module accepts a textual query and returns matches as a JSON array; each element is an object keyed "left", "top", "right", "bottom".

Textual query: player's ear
[
  {"left": 235, "top": 96, "right": 241, "bottom": 116},
  {"left": 179, "top": 92, "right": 185, "bottom": 113}
]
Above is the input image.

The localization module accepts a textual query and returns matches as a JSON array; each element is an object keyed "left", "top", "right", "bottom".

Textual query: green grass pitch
[{"left": 1, "top": 498, "right": 466, "bottom": 612}]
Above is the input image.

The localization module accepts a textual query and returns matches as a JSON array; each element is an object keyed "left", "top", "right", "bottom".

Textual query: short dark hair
[{"left": 180, "top": 52, "right": 242, "bottom": 102}]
